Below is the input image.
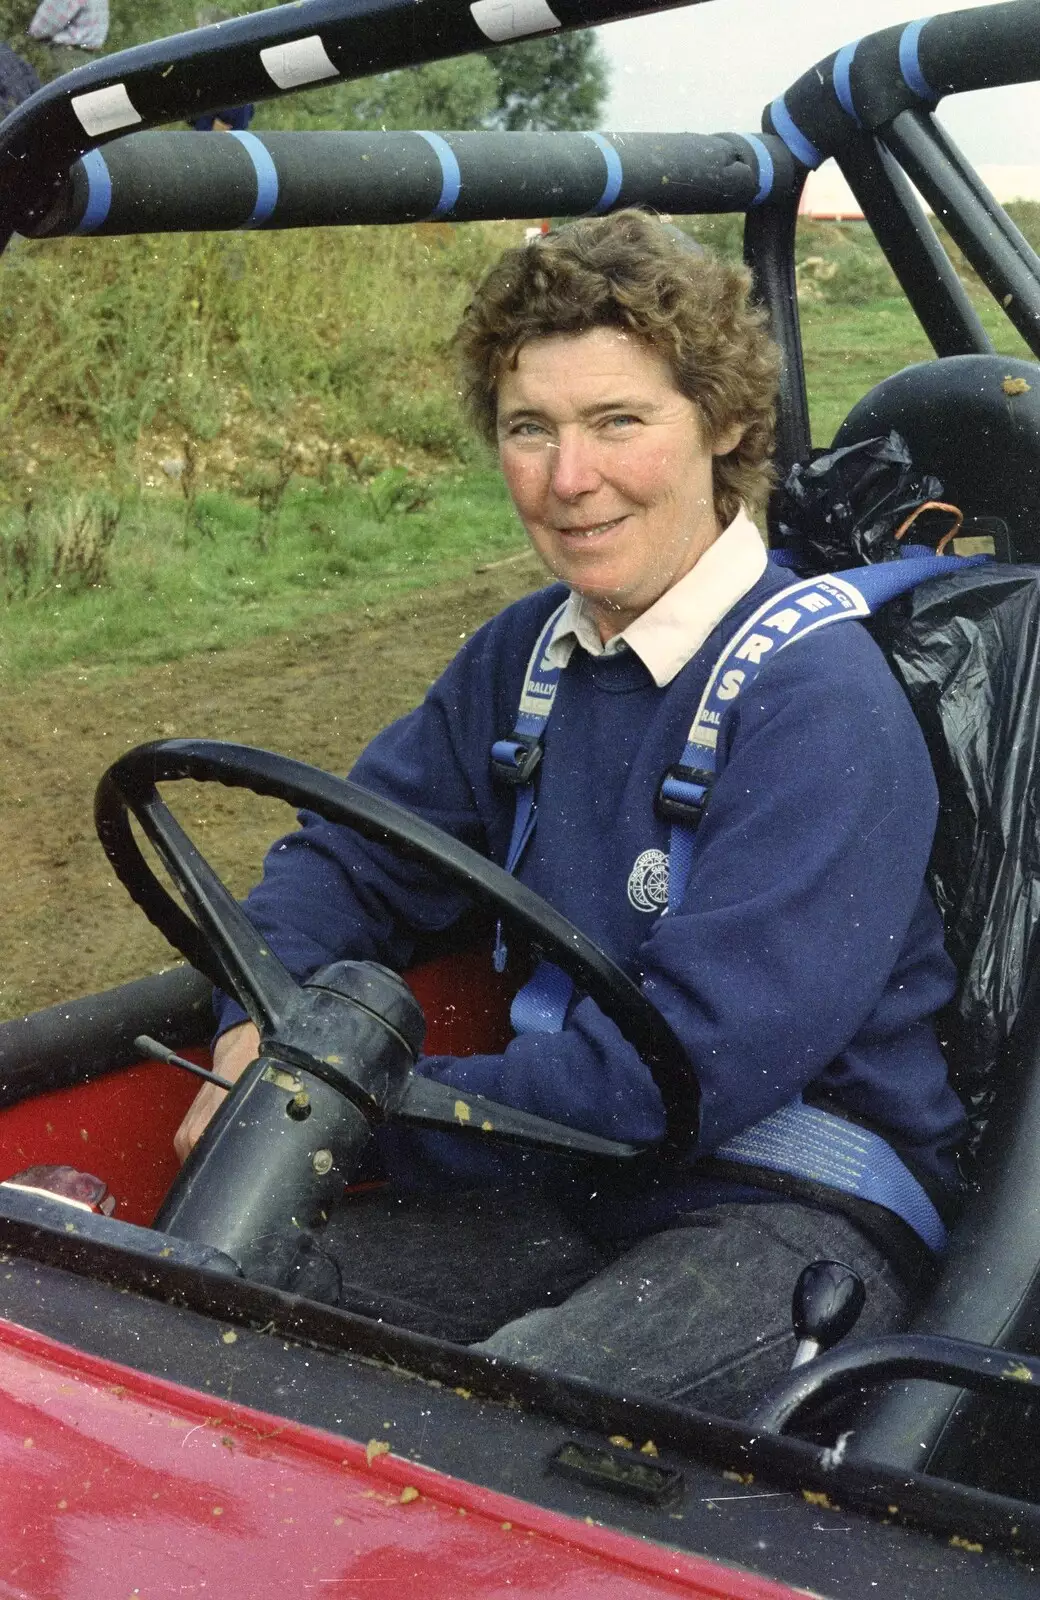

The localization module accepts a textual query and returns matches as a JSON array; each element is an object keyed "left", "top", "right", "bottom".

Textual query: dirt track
[{"left": 0, "top": 557, "right": 542, "bottom": 1021}]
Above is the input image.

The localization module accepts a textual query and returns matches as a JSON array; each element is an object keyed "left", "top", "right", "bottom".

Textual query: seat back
[
  {"left": 828, "top": 357, "right": 1040, "bottom": 1480},
  {"left": 834, "top": 353, "right": 1040, "bottom": 561}
]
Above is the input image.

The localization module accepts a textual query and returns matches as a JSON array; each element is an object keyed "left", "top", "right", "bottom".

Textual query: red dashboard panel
[{"left": 0, "top": 945, "right": 515, "bottom": 1226}]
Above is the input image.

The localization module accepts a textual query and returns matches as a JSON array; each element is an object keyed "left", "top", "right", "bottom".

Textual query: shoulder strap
[
  {"left": 490, "top": 600, "right": 568, "bottom": 792},
  {"left": 489, "top": 601, "right": 567, "bottom": 972},
  {"left": 660, "top": 554, "right": 986, "bottom": 912}
]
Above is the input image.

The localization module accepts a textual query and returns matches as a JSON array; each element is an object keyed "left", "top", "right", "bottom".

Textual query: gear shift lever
[{"left": 791, "top": 1259, "right": 865, "bottom": 1367}]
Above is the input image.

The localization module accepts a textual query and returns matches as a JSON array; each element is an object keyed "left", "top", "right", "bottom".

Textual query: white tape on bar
[
  {"left": 260, "top": 35, "right": 338, "bottom": 90},
  {"left": 470, "top": 0, "right": 560, "bottom": 42},
  {"left": 71, "top": 83, "right": 142, "bottom": 137}
]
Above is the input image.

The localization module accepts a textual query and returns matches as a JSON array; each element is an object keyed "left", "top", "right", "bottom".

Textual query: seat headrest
[{"left": 834, "top": 355, "right": 1040, "bottom": 562}]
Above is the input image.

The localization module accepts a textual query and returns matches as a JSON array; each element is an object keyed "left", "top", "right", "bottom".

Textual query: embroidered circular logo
[{"left": 627, "top": 849, "right": 669, "bottom": 912}]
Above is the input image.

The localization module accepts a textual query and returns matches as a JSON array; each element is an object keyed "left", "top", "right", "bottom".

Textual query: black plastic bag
[
  {"left": 874, "top": 566, "right": 1040, "bottom": 1145},
  {"left": 771, "top": 434, "right": 1040, "bottom": 1148},
  {"left": 769, "top": 431, "right": 945, "bottom": 573}
]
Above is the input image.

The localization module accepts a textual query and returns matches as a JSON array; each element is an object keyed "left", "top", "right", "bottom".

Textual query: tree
[
  {"left": 255, "top": 56, "right": 498, "bottom": 133},
  {"left": 0, "top": 0, "right": 608, "bottom": 137},
  {"left": 484, "top": 32, "right": 609, "bottom": 132}
]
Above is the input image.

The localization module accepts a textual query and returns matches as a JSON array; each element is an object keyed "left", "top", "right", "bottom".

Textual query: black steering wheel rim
[{"left": 95, "top": 738, "right": 698, "bottom": 1147}]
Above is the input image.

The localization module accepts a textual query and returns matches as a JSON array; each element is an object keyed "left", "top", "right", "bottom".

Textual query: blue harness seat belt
[
  {"left": 713, "top": 1100, "right": 948, "bottom": 1254},
  {"left": 490, "top": 553, "right": 986, "bottom": 1253},
  {"left": 490, "top": 602, "right": 567, "bottom": 974},
  {"left": 659, "top": 555, "right": 984, "bottom": 911}
]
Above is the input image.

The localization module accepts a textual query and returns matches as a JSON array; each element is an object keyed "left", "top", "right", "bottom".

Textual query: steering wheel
[{"left": 95, "top": 740, "right": 698, "bottom": 1266}]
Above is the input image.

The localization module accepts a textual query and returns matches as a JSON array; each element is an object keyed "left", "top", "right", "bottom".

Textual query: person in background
[
  {"left": 190, "top": 104, "right": 255, "bottom": 132},
  {"left": 24, "top": 0, "right": 107, "bottom": 81},
  {"left": 0, "top": 39, "right": 40, "bottom": 117}
]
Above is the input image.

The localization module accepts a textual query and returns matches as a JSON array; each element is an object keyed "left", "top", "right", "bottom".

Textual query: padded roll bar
[
  {"left": 30, "top": 128, "right": 795, "bottom": 236},
  {"left": 765, "top": 0, "right": 1040, "bottom": 170},
  {"left": 0, "top": 966, "right": 213, "bottom": 1108},
  {"left": 0, "top": 0, "right": 717, "bottom": 232}
]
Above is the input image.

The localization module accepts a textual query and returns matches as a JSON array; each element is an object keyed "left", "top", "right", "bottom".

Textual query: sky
[{"left": 598, "top": 0, "right": 1040, "bottom": 164}]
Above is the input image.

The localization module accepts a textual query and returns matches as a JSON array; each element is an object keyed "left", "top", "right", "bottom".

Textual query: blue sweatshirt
[{"left": 217, "top": 562, "right": 965, "bottom": 1222}]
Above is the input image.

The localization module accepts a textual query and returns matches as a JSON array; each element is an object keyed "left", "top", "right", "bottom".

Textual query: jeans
[
  {"left": 473, "top": 1200, "right": 910, "bottom": 1418},
  {"left": 265, "top": 1185, "right": 910, "bottom": 1419}
]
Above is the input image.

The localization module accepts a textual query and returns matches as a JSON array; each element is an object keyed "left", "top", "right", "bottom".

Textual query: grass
[
  {"left": 795, "top": 217, "right": 1034, "bottom": 444},
  {"left": 0, "top": 465, "right": 523, "bottom": 679},
  {"left": 0, "top": 222, "right": 513, "bottom": 458},
  {"left": 1, "top": 204, "right": 1039, "bottom": 685}
]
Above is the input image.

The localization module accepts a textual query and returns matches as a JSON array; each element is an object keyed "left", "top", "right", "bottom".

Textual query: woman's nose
[{"left": 549, "top": 428, "right": 601, "bottom": 499}]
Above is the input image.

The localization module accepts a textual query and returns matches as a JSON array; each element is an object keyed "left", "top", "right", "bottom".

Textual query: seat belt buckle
[
  {"left": 491, "top": 735, "right": 543, "bottom": 787},
  {"left": 656, "top": 764, "right": 714, "bottom": 827}
]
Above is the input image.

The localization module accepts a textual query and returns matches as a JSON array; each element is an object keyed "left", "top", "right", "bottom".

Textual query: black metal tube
[
  {"left": 744, "top": 190, "right": 810, "bottom": 471},
  {"left": 0, "top": 966, "right": 213, "bottom": 1108},
  {"left": 30, "top": 128, "right": 796, "bottom": 238},
  {"left": 0, "top": 0, "right": 716, "bottom": 231},
  {"left": 915, "top": 111, "right": 1040, "bottom": 282},
  {"left": 838, "top": 135, "right": 992, "bottom": 359},
  {"left": 916, "top": 0, "right": 1040, "bottom": 98},
  {"left": 884, "top": 108, "right": 1040, "bottom": 358},
  {"left": 748, "top": 1332, "right": 1040, "bottom": 1435},
  {"left": 768, "top": 2, "right": 1040, "bottom": 167}
]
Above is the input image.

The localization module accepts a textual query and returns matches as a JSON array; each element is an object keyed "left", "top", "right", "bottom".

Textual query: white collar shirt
[{"left": 541, "top": 506, "right": 769, "bottom": 688}]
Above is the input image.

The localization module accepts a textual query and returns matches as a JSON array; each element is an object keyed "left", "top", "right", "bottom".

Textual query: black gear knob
[{"left": 791, "top": 1259, "right": 866, "bottom": 1367}]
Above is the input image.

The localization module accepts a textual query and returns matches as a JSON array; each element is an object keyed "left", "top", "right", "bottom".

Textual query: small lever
[
  {"left": 134, "top": 1034, "right": 234, "bottom": 1092},
  {"left": 791, "top": 1259, "right": 866, "bottom": 1368}
]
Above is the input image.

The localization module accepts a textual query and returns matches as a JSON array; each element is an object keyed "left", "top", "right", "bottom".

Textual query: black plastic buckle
[
  {"left": 490, "top": 735, "right": 543, "bottom": 787},
  {"left": 655, "top": 763, "right": 714, "bottom": 827}
]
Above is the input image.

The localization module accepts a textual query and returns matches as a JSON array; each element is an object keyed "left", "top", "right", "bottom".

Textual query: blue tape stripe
[
  {"left": 769, "top": 96, "right": 823, "bottom": 169},
  {"left": 899, "top": 17, "right": 937, "bottom": 101},
  {"left": 231, "top": 131, "right": 278, "bottom": 227},
  {"left": 74, "top": 147, "right": 112, "bottom": 234},
  {"left": 583, "top": 131, "right": 623, "bottom": 213},
  {"left": 833, "top": 41, "right": 862, "bottom": 125},
  {"left": 417, "top": 131, "right": 462, "bottom": 219},
  {"left": 743, "top": 134, "right": 775, "bottom": 206}
]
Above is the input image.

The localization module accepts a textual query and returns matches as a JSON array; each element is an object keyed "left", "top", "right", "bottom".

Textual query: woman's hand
[{"left": 173, "top": 1021, "right": 261, "bottom": 1163}]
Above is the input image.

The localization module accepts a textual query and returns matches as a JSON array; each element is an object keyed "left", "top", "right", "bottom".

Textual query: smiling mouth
[{"left": 557, "top": 516, "right": 626, "bottom": 538}]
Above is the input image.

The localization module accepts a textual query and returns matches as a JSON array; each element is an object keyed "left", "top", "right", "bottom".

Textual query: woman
[{"left": 176, "top": 211, "right": 964, "bottom": 1413}]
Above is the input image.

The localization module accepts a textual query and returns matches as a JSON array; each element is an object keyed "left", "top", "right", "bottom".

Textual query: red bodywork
[
  {"left": 0, "top": 951, "right": 810, "bottom": 1598},
  {"left": 0, "top": 1319, "right": 807, "bottom": 1600}
]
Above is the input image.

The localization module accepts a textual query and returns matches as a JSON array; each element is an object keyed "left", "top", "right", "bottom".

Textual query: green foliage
[
  {"left": 0, "top": 0, "right": 35, "bottom": 44},
  {"left": 0, "top": 491, "right": 120, "bottom": 601},
  {"left": 794, "top": 219, "right": 902, "bottom": 306},
  {"left": 1005, "top": 201, "right": 1040, "bottom": 253},
  {"left": 254, "top": 56, "right": 498, "bottom": 134},
  {"left": 483, "top": 33, "right": 609, "bottom": 131},
  {"left": 0, "top": 221, "right": 513, "bottom": 452},
  {"left": 105, "top": 0, "right": 240, "bottom": 52},
  {"left": 0, "top": 469, "right": 523, "bottom": 679}
]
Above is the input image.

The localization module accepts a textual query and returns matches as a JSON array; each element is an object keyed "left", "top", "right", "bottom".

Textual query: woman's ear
[{"left": 712, "top": 420, "right": 746, "bottom": 457}]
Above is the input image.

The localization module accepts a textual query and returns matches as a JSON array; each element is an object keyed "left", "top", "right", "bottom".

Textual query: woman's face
[{"left": 496, "top": 326, "right": 742, "bottom": 641}]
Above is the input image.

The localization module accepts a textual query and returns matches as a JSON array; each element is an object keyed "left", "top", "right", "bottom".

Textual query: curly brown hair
[{"left": 454, "top": 210, "right": 780, "bottom": 525}]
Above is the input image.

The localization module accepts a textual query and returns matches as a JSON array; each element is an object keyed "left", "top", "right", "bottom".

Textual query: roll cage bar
[{"left": 3, "top": 1, "right": 1040, "bottom": 473}]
